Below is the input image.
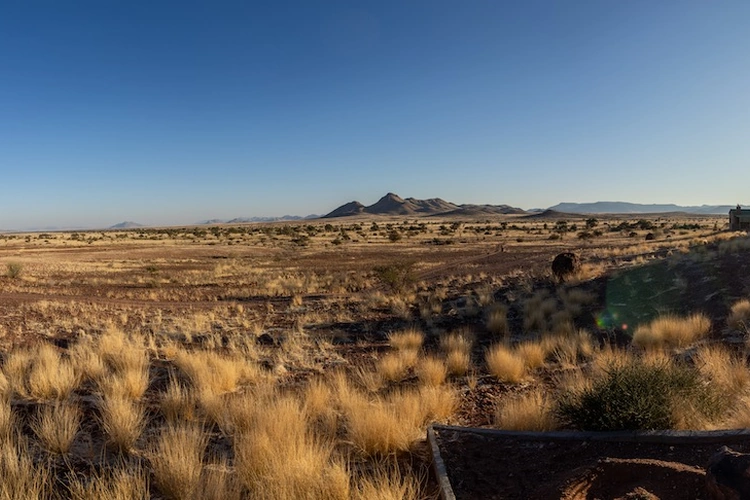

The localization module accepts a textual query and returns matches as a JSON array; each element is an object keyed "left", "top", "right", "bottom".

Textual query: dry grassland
[{"left": 0, "top": 214, "right": 745, "bottom": 497}]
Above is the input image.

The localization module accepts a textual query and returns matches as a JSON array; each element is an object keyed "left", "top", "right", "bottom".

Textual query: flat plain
[{"left": 0, "top": 212, "right": 746, "bottom": 499}]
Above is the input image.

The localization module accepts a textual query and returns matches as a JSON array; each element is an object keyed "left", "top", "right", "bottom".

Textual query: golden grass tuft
[
  {"left": 0, "top": 343, "right": 79, "bottom": 402},
  {"left": 302, "top": 377, "right": 339, "bottom": 435},
  {"left": 441, "top": 329, "right": 473, "bottom": 377},
  {"left": 494, "top": 389, "right": 556, "bottom": 431},
  {"left": 27, "top": 344, "right": 79, "bottom": 401},
  {"left": 694, "top": 345, "right": 750, "bottom": 398},
  {"left": 32, "top": 402, "right": 81, "bottom": 454},
  {"left": 415, "top": 385, "right": 457, "bottom": 422},
  {"left": 97, "top": 328, "right": 148, "bottom": 375},
  {"left": 485, "top": 344, "right": 526, "bottom": 383},
  {"left": 445, "top": 350, "right": 471, "bottom": 377},
  {"left": 302, "top": 377, "right": 332, "bottom": 419},
  {"left": 592, "top": 344, "right": 633, "bottom": 373},
  {"left": 474, "top": 285, "right": 495, "bottom": 307},
  {"left": 558, "top": 287, "right": 595, "bottom": 317},
  {"left": 728, "top": 299, "right": 750, "bottom": 331},
  {"left": 377, "top": 349, "right": 419, "bottom": 383},
  {"left": 150, "top": 423, "right": 207, "bottom": 500},
  {"left": 195, "top": 459, "right": 243, "bottom": 500},
  {"left": 234, "top": 395, "right": 349, "bottom": 500},
  {"left": 352, "top": 464, "right": 420, "bottom": 500},
  {"left": 0, "top": 399, "right": 14, "bottom": 444},
  {"left": 440, "top": 329, "right": 474, "bottom": 354},
  {"left": 68, "top": 464, "right": 149, "bottom": 500},
  {"left": 342, "top": 386, "right": 453, "bottom": 456},
  {"left": 542, "top": 330, "right": 596, "bottom": 367},
  {"left": 175, "top": 349, "right": 258, "bottom": 397},
  {"left": 722, "top": 395, "right": 750, "bottom": 429},
  {"left": 70, "top": 340, "right": 107, "bottom": 383},
  {"left": 352, "top": 366, "right": 384, "bottom": 393},
  {"left": 388, "top": 328, "right": 424, "bottom": 351},
  {"left": 633, "top": 313, "right": 711, "bottom": 349},
  {"left": 416, "top": 356, "right": 447, "bottom": 386},
  {"left": 2, "top": 349, "right": 33, "bottom": 399},
  {"left": 161, "top": 374, "right": 197, "bottom": 424},
  {"left": 523, "top": 291, "right": 558, "bottom": 333},
  {"left": 0, "top": 435, "right": 48, "bottom": 499},
  {"left": 99, "top": 395, "right": 145, "bottom": 452},
  {"left": 515, "top": 341, "right": 547, "bottom": 370},
  {"left": 97, "top": 369, "right": 149, "bottom": 402},
  {"left": 485, "top": 304, "right": 509, "bottom": 337}
]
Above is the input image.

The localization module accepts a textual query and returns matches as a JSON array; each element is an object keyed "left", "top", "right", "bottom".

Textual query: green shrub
[
  {"left": 373, "top": 262, "right": 416, "bottom": 293},
  {"left": 556, "top": 361, "right": 720, "bottom": 431},
  {"left": 6, "top": 262, "right": 23, "bottom": 279}
]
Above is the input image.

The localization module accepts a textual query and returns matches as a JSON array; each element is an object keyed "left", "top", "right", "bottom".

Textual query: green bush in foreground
[{"left": 556, "top": 361, "right": 721, "bottom": 431}]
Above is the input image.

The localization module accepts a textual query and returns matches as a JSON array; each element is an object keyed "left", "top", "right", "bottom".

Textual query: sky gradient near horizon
[{"left": 1, "top": 1, "right": 749, "bottom": 229}]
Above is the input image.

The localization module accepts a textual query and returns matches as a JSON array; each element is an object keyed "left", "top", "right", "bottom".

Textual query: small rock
[
  {"left": 256, "top": 333, "right": 275, "bottom": 346},
  {"left": 50, "top": 337, "right": 70, "bottom": 350}
]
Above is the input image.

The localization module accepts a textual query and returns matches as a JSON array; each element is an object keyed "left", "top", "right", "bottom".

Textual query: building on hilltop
[{"left": 729, "top": 205, "right": 750, "bottom": 231}]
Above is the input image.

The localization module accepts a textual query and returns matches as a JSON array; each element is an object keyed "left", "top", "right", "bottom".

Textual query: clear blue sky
[{"left": 1, "top": 1, "right": 748, "bottom": 228}]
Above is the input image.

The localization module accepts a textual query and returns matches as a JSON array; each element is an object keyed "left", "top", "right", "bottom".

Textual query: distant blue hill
[
  {"left": 197, "top": 215, "right": 320, "bottom": 224},
  {"left": 548, "top": 202, "right": 737, "bottom": 215},
  {"left": 108, "top": 221, "right": 144, "bottom": 229}
]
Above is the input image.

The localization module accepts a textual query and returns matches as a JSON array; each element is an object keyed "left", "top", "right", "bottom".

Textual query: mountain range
[
  {"left": 324, "top": 193, "right": 526, "bottom": 218},
  {"left": 197, "top": 215, "right": 319, "bottom": 224},
  {"left": 3, "top": 198, "right": 739, "bottom": 232},
  {"left": 108, "top": 221, "right": 144, "bottom": 229},
  {"left": 548, "top": 202, "right": 735, "bottom": 215}
]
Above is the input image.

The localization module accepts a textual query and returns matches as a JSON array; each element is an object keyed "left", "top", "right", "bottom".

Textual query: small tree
[{"left": 373, "top": 261, "right": 416, "bottom": 293}]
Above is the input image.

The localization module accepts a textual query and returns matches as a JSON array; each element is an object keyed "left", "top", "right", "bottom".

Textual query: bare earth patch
[{"left": 434, "top": 427, "right": 750, "bottom": 499}]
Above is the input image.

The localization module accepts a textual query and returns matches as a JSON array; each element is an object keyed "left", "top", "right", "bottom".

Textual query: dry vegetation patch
[
  {"left": 0, "top": 216, "right": 741, "bottom": 497},
  {"left": 632, "top": 313, "right": 711, "bottom": 349}
]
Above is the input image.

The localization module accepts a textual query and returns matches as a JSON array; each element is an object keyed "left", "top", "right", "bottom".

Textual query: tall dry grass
[
  {"left": 377, "top": 349, "right": 419, "bottom": 383},
  {"left": 352, "top": 463, "right": 421, "bottom": 500},
  {"left": 542, "top": 330, "right": 596, "bottom": 367},
  {"left": 515, "top": 341, "right": 547, "bottom": 370},
  {"left": 234, "top": 395, "right": 349, "bottom": 500},
  {"left": 694, "top": 345, "right": 750, "bottom": 398},
  {"left": 161, "top": 374, "right": 197, "bottom": 425},
  {"left": 175, "top": 349, "right": 258, "bottom": 396},
  {"left": 99, "top": 395, "right": 145, "bottom": 452},
  {"left": 0, "top": 435, "right": 48, "bottom": 499},
  {"left": 633, "top": 313, "right": 711, "bottom": 349},
  {"left": 388, "top": 328, "right": 424, "bottom": 351},
  {"left": 3, "top": 345, "right": 79, "bottom": 401},
  {"left": 728, "top": 299, "right": 750, "bottom": 331},
  {"left": 195, "top": 459, "right": 243, "bottom": 500},
  {"left": 485, "top": 304, "right": 508, "bottom": 337},
  {"left": 441, "top": 329, "right": 473, "bottom": 377},
  {"left": 336, "top": 375, "right": 455, "bottom": 456},
  {"left": 150, "top": 423, "right": 207, "bottom": 500},
  {"left": 2, "top": 350, "right": 33, "bottom": 399},
  {"left": 494, "top": 388, "right": 556, "bottom": 431},
  {"left": 485, "top": 344, "right": 526, "bottom": 383},
  {"left": 32, "top": 402, "right": 81, "bottom": 455},
  {"left": 27, "top": 344, "right": 79, "bottom": 400},
  {"left": 416, "top": 356, "right": 447, "bottom": 386},
  {"left": 68, "top": 464, "right": 149, "bottom": 500}
]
